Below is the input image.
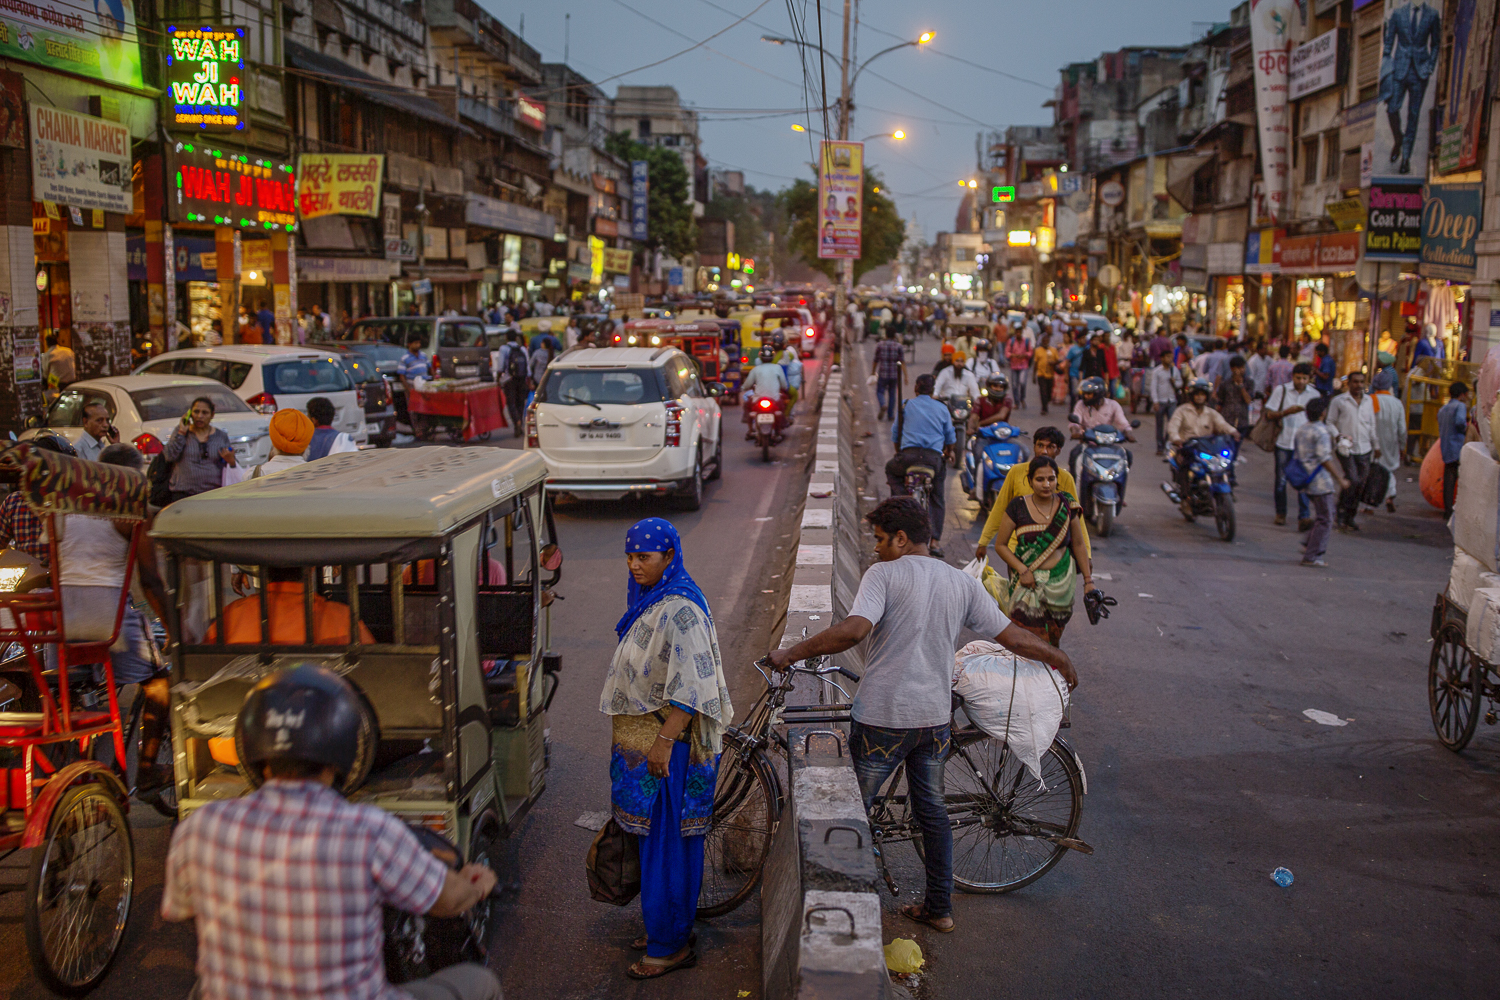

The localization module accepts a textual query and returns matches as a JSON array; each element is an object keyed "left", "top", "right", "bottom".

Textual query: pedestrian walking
[
  {"left": 1438, "top": 381, "right": 1469, "bottom": 518},
  {"left": 600, "top": 518, "right": 731, "bottom": 979},
  {"left": 1033, "top": 333, "right": 1058, "bottom": 415},
  {"left": 500, "top": 331, "right": 530, "bottom": 437},
  {"left": 1265, "top": 363, "right": 1320, "bottom": 529},
  {"left": 305, "top": 396, "right": 361, "bottom": 460},
  {"left": 1006, "top": 326, "right": 1032, "bottom": 408},
  {"left": 1147, "top": 354, "right": 1180, "bottom": 455},
  {"left": 1292, "top": 396, "right": 1348, "bottom": 567},
  {"left": 162, "top": 396, "right": 237, "bottom": 503},
  {"left": 768, "top": 497, "right": 1076, "bottom": 935},
  {"left": 1313, "top": 342, "right": 1335, "bottom": 395},
  {"left": 1245, "top": 341, "right": 1272, "bottom": 396},
  {"left": 988, "top": 457, "right": 1094, "bottom": 646},
  {"left": 1327, "top": 370, "right": 1378, "bottom": 531},
  {"left": 1215, "top": 356, "right": 1253, "bottom": 435},
  {"left": 1264, "top": 344, "right": 1295, "bottom": 392},
  {"left": 872, "top": 328, "right": 905, "bottom": 420},
  {"left": 1369, "top": 366, "right": 1406, "bottom": 512},
  {"left": 253, "top": 408, "right": 314, "bottom": 477},
  {"left": 42, "top": 333, "right": 75, "bottom": 393}
]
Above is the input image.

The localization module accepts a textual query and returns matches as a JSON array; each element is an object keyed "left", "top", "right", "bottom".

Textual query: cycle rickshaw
[{"left": 1428, "top": 592, "right": 1500, "bottom": 751}]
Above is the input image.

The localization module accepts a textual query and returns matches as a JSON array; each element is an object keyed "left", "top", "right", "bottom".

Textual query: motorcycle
[
  {"left": 947, "top": 394, "right": 973, "bottom": 459},
  {"left": 961, "top": 421, "right": 1029, "bottom": 510},
  {"left": 747, "top": 394, "right": 788, "bottom": 463},
  {"left": 901, "top": 327, "right": 917, "bottom": 361},
  {"left": 1075, "top": 422, "right": 1137, "bottom": 538},
  {"left": 385, "top": 824, "right": 495, "bottom": 984},
  {"left": 1162, "top": 434, "right": 1238, "bottom": 541}
]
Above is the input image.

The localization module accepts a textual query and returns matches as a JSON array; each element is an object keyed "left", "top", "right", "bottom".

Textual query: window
[
  {"left": 537, "top": 369, "right": 666, "bottom": 405},
  {"left": 129, "top": 385, "right": 251, "bottom": 422},
  {"left": 47, "top": 389, "right": 114, "bottom": 427},
  {"left": 1356, "top": 5, "right": 1383, "bottom": 103},
  {"left": 1323, "top": 130, "right": 1341, "bottom": 180},
  {"left": 346, "top": 319, "right": 429, "bottom": 347},
  {"left": 954, "top": 248, "right": 969, "bottom": 261},
  {"left": 1302, "top": 137, "right": 1319, "bottom": 184},
  {"left": 264, "top": 358, "right": 354, "bottom": 394},
  {"left": 638, "top": 118, "right": 651, "bottom": 137}
]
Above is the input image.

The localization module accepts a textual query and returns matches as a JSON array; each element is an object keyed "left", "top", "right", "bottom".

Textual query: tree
[
  {"left": 782, "top": 169, "right": 906, "bottom": 284},
  {"left": 706, "top": 191, "right": 767, "bottom": 262},
  {"left": 604, "top": 132, "right": 697, "bottom": 260}
]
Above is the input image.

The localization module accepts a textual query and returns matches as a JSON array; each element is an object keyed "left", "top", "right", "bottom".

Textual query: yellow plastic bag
[
  {"left": 883, "top": 937, "right": 924, "bottom": 974},
  {"left": 980, "top": 564, "right": 1006, "bottom": 608}
]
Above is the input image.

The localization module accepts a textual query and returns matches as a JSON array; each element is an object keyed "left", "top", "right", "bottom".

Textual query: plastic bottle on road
[{"left": 1271, "top": 867, "right": 1294, "bottom": 887}]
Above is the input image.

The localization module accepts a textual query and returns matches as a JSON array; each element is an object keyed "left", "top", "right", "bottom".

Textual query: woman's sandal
[
  {"left": 631, "top": 931, "right": 696, "bottom": 952},
  {"left": 626, "top": 948, "right": 698, "bottom": 980},
  {"left": 900, "top": 903, "right": 954, "bottom": 933}
]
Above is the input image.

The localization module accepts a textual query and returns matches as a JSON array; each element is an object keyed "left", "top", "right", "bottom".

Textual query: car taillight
[
  {"left": 740, "top": 355, "right": 749, "bottom": 364},
  {"left": 246, "top": 392, "right": 276, "bottom": 414},
  {"left": 664, "top": 400, "right": 683, "bottom": 447},
  {"left": 133, "top": 433, "right": 163, "bottom": 455},
  {"left": 525, "top": 404, "right": 539, "bottom": 448}
]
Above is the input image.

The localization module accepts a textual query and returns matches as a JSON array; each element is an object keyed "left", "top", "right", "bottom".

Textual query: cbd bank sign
[{"left": 166, "top": 26, "right": 247, "bottom": 131}]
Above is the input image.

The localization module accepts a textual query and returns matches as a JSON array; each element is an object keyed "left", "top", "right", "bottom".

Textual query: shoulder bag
[{"left": 1248, "top": 383, "right": 1284, "bottom": 453}]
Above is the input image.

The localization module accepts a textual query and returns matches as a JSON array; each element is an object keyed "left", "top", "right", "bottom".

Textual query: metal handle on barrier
[
  {"left": 801, "top": 729, "right": 843, "bottom": 757},
  {"left": 803, "top": 905, "right": 857, "bottom": 938},
  {"left": 822, "top": 824, "right": 864, "bottom": 848}
]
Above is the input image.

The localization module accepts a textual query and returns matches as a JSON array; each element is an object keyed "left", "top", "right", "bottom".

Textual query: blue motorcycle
[
  {"left": 961, "top": 421, "right": 1030, "bottom": 511},
  {"left": 1162, "top": 434, "right": 1238, "bottom": 541},
  {"left": 1076, "top": 423, "right": 1134, "bottom": 538}
]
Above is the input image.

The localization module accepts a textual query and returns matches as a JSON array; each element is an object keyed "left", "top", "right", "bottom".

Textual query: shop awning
[{"left": 286, "top": 41, "right": 475, "bottom": 136}]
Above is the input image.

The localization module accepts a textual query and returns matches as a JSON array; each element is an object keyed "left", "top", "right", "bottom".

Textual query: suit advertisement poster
[{"left": 1374, "top": 0, "right": 1442, "bottom": 179}]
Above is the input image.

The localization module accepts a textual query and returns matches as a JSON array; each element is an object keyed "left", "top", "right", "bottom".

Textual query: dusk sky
[{"left": 497, "top": 0, "right": 1235, "bottom": 240}]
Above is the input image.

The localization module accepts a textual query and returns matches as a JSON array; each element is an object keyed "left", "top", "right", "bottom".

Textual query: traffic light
[
  {"left": 742, "top": 258, "right": 755, "bottom": 275},
  {"left": 992, "top": 186, "right": 1015, "bottom": 203}
]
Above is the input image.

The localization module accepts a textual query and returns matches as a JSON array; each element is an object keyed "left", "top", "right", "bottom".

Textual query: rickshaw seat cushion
[{"left": 0, "top": 710, "right": 112, "bottom": 738}]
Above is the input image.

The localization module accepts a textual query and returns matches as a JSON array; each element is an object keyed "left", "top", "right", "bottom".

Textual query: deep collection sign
[
  {"left": 297, "top": 153, "right": 383, "bottom": 220},
  {"left": 1365, "top": 179, "right": 1424, "bottom": 260},
  {"left": 29, "top": 104, "right": 131, "bottom": 213},
  {"left": 0, "top": 0, "right": 144, "bottom": 88},
  {"left": 166, "top": 26, "right": 246, "bottom": 131},
  {"left": 817, "top": 140, "right": 864, "bottom": 260},
  {"left": 170, "top": 144, "right": 296, "bottom": 229},
  {"left": 1420, "top": 181, "right": 1482, "bottom": 280}
]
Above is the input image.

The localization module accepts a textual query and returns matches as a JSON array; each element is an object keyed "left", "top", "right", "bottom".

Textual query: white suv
[
  {"left": 527, "top": 347, "right": 722, "bottom": 510},
  {"left": 135, "top": 345, "right": 366, "bottom": 445}
]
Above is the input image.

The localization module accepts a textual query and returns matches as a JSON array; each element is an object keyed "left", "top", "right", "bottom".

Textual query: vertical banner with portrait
[
  {"left": 1249, "top": 0, "right": 1298, "bottom": 224},
  {"left": 817, "top": 140, "right": 864, "bottom": 260},
  {"left": 1438, "top": 0, "right": 1495, "bottom": 173},
  {"left": 1373, "top": 0, "right": 1442, "bottom": 180}
]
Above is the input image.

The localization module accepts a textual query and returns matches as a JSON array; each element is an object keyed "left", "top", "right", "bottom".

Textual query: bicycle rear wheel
[
  {"left": 697, "top": 748, "right": 781, "bottom": 918},
  {"left": 914, "top": 731, "right": 1083, "bottom": 893}
]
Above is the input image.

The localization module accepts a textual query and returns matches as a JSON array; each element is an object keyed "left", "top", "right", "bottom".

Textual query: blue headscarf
[{"left": 614, "top": 517, "right": 713, "bottom": 640}]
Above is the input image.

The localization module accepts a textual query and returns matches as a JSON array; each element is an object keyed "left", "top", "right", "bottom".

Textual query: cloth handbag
[
  {"left": 1283, "top": 452, "right": 1319, "bottom": 491},
  {"left": 1248, "top": 384, "right": 1283, "bottom": 453},
  {"left": 585, "top": 817, "right": 641, "bottom": 906}
]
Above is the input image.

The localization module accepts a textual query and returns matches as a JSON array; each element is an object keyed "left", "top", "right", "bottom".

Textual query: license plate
[
  {"left": 365, "top": 422, "right": 381, "bottom": 436},
  {"left": 756, "top": 414, "right": 775, "bottom": 426},
  {"left": 579, "top": 430, "right": 623, "bottom": 441}
]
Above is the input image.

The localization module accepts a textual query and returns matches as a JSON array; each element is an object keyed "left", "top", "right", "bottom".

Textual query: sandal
[
  {"left": 626, "top": 948, "right": 698, "bottom": 980},
  {"left": 631, "top": 931, "right": 696, "bottom": 952},
  {"left": 900, "top": 902, "right": 954, "bottom": 933}
]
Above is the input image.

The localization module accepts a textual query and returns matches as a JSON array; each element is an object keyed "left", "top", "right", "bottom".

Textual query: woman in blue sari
[{"left": 599, "top": 517, "right": 733, "bottom": 979}]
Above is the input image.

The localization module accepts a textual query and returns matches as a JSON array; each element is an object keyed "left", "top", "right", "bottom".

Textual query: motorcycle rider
[
  {"left": 976, "top": 372, "right": 1013, "bottom": 429},
  {"left": 1166, "top": 377, "right": 1240, "bottom": 513},
  {"left": 886, "top": 373, "right": 955, "bottom": 558},
  {"left": 163, "top": 665, "right": 501, "bottom": 1000},
  {"left": 970, "top": 339, "right": 1001, "bottom": 380},
  {"left": 741, "top": 343, "right": 789, "bottom": 439},
  {"left": 1068, "top": 376, "right": 1136, "bottom": 502},
  {"left": 933, "top": 350, "right": 980, "bottom": 403}
]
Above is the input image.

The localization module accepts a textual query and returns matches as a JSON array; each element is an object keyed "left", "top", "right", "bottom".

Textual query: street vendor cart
[{"left": 407, "top": 379, "right": 506, "bottom": 442}]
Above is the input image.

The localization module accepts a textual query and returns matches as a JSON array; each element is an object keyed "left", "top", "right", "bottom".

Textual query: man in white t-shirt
[
  {"left": 770, "top": 497, "right": 1075, "bottom": 934},
  {"left": 1265, "top": 361, "right": 1320, "bottom": 530}
]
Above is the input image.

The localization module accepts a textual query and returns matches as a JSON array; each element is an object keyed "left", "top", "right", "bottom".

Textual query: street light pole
[{"left": 837, "top": 0, "right": 852, "bottom": 358}]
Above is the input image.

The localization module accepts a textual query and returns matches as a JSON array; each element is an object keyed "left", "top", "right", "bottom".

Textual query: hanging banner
[
  {"left": 1438, "top": 0, "right": 1495, "bottom": 173},
  {"left": 1373, "top": 0, "right": 1442, "bottom": 181},
  {"left": 630, "top": 160, "right": 648, "bottom": 242},
  {"left": 1249, "top": 0, "right": 1298, "bottom": 224},
  {"left": 1419, "top": 180, "right": 1481, "bottom": 280},
  {"left": 29, "top": 104, "right": 131, "bottom": 213},
  {"left": 296, "top": 153, "right": 383, "bottom": 219},
  {"left": 0, "top": 0, "right": 144, "bottom": 88},
  {"left": 817, "top": 140, "right": 864, "bottom": 260},
  {"left": 1365, "top": 179, "right": 1424, "bottom": 260}
]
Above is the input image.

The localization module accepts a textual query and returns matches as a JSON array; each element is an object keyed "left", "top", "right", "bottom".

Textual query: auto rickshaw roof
[
  {"left": 946, "top": 315, "right": 992, "bottom": 327},
  {"left": 152, "top": 447, "right": 547, "bottom": 551},
  {"left": 621, "top": 319, "right": 724, "bottom": 335}
]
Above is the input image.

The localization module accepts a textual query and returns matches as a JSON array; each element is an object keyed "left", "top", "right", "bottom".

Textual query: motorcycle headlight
[{"left": 1086, "top": 458, "right": 1119, "bottom": 480}]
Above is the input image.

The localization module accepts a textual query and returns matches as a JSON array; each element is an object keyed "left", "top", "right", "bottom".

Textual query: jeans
[
  {"left": 1153, "top": 401, "right": 1174, "bottom": 452},
  {"left": 1337, "top": 451, "right": 1371, "bottom": 524},
  {"left": 1443, "top": 460, "right": 1460, "bottom": 517},
  {"left": 1303, "top": 492, "right": 1337, "bottom": 562},
  {"left": 1010, "top": 367, "right": 1028, "bottom": 406},
  {"left": 851, "top": 721, "right": 952, "bottom": 917},
  {"left": 504, "top": 377, "right": 528, "bottom": 434},
  {"left": 1274, "top": 447, "right": 1312, "bottom": 520},
  {"left": 1036, "top": 376, "right": 1054, "bottom": 414},
  {"left": 876, "top": 377, "right": 900, "bottom": 420},
  {"left": 886, "top": 447, "right": 947, "bottom": 541}
]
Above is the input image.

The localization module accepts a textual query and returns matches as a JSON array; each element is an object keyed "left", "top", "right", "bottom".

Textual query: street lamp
[
  {"left": 796, "top": 125, "right": 907, "bottom": 142},
  {"left": 760, "top": 30, "right": 932, "bottom": 137}
]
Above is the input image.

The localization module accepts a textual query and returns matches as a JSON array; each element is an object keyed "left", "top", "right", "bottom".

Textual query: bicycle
[{"left": 696, "top": 653, "right": 1090, "bottom": 917}]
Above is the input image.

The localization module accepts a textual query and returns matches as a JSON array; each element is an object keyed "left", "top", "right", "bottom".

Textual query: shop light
[{"left": 1007, "top": 231, "right": 1031, "bottom": 247}]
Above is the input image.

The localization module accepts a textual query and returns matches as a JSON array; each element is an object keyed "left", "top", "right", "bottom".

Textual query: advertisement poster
[
  {"left": 1365, "top": 179, "right": 1424, "bottom": 260},
  {"left": 1373, "top": 0, "right": 1442, "bottom": 179},
  {"left": 30, "top": 104, "right": 131, "bottom": 213},
  {"left": 630, "top": 160, "right": 648, "bottom": 242},
  {"left": 817, "top": 140, "right": 864, "bottom": 259},
  {"left": 0, "top": 68, "right": 23, "bottom": 147},
  {"left": 297, "top": 153, "right": 383, "bottom": 219},
  {"left": 1249, "top": 0, "right": 1298, "bottom": 223},
  {"left": 1288, "top": 28, "right": 1339, "bottom": 100},
  {"left": 12, "top": 333, "right": 40, "bottom": 382},
  {"left": 1438, "top": 0, "right": 1495, "bottom": 173},
  {"left": 1420, "top": 181, "right": 1482, "bottom": 280},
  {"left": 0, "top": 0, "right": 144, "bottom": 88}
]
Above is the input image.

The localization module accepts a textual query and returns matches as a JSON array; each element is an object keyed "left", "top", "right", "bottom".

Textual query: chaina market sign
[{"left": 166, "top": 25, "right": 245, "bottom": 131}]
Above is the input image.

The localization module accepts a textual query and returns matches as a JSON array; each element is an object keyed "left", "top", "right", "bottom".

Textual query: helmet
[
  {"left": 759, "top": 344, "right": 777, "bottom": 362},
  {"left": 235, "top": 664, "right": 379, "bottom": 792},
  {"left": 27, "top": 430, "right": 78, "bottom": 457},
  {"left": 941, "top": 343, "right": 955, "bottom": 356},
  {"left": 973, "top": 339, "right": 990, "bottom": 354},
  {"left": 986, "top": 372, "right": 1010, "bottom": 394},
  {"left": 1078, "top": 376, "right": 1107, "bottom": 403},
  {"left": 1187, "top": 377, "right": 1213, "bottom": 398},
  {"left": 771, "top": 330, "right": 787, "bottom": 350}
]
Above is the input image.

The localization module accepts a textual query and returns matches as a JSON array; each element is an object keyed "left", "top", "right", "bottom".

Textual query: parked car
[
  {"left": 23, "top": 375, "right": 272, "bottom": 467},
  {"left": 314, "top": 316, "right": 489, "bottom": 426},
  {"left": 527, "top": 347, "right": 723, "bottom": 511},
  {"left": 337, "top": 354, "right": 396, "bottom": 447},
  {"left": 134, "top": 345, "right": 366, "bottom": 445}
]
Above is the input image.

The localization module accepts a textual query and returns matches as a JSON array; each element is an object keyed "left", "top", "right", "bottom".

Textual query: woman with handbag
[
  {"left": 988, "top": 457, "right": 1093, "bottom": 646},
  {"left": 598, "top": 518, "right": 733, "bottom": 980}
]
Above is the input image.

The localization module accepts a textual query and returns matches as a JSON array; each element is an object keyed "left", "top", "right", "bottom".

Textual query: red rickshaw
[
  {"left": 0, "top": 444, "right": 142, "bottom": 995},
  {"left": 611, "top": 320, "right": 726, "bottom": 387}
]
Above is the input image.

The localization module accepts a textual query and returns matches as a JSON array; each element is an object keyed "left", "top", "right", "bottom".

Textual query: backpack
[
  {"left": 146, "top": 453, "right": 172, "bottom": 507},
  {"left": 505, "top": 345, "right": 528, "bottom": 382}
]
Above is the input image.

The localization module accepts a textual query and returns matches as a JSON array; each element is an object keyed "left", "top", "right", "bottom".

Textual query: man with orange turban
[{"left": 254, "top": 408, "right": 315, "bottom": 478}]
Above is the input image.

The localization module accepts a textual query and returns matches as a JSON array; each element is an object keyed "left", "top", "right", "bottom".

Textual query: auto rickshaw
[
  {"left": 150, "top": 448, "right": 562, "bottom": 865},
  {"left": 619, "top": 319, "right": 725, "bottom": 387},
  {"left": 944, "top": 313, "right": 993, "bottom": 349}
]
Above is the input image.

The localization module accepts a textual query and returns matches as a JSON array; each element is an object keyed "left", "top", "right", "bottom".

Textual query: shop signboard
[
  {"left": 1438, "top": 0, "right": 1495, "bottom": 173},
  {"left": 297, "top": 153, "right": 383, "bottom": 220},
  {"left": 1099, "top": 179, "right": 1125, "bottom": 206},
  {"left": 1280, "top": 232, "right": 1363, "bottom": 273},
  {"left": 816, "top": 140, "right": 863, "bottom": 260},
  {"left": 515, "top": 95, "right": 545, "bottom": 131},
  {"left": 667, "top": 267, "right": 683, "bottom": 286},
  {"left": 1372, "top": 0, "right": 1442, "bottom": 182},
  {"left": 1326, "top": 197, "right": 1366, "bottom": 231},
  {"left": 1249, "top": 0, "right": 1297, "bottom": 223},
  {"left": 170, "top": 144, "right": 296, "bottom": 228},
  {"left": 601, "top": 247, "right": 633, "bottom": 274},
  {"left": 630, "top": 160, "right": 648, "bottom": 241},
  {"left": 172, "top": 234, "right": 217, "bottom": 281},
  {"left": 29, "top": 104, "right": 131, "bottom": 213},
  {"left": 0, "top": 0, "right": 144, "bottom": 88},
  {"left": 296, "top": 256, "right": 400, "bottom": 283},
  {"left": 1288, "top": 28, "right": 1339, "bottom": 100},
  {"left": 466, "top": 192, "right": 556, "bottom": 240},
  {"left": 1244, "top": 228, "right": 1283, "bottom": 274},
  {"left": 1365, "top": 179, "right": 1423, "bottom": 260},
  {"left": 1419, "top": 180, "right": 1481, "bottom": 281},
  {"left": 166, "top": 26, "right": 245, "bottom": 131}
]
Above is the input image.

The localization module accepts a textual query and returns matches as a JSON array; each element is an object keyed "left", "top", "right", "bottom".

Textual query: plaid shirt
[
  {"left": 0, "top": 490, "right": 47, "bottom": 560},
  {"left": 873, "top": 340, "right": 904, "bottom": 380},
  {"left": 163, "top": 780, "right": 448, "bottom": 1000}
]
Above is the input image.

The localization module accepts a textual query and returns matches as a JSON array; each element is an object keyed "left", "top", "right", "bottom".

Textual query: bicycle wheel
[
  {"left": 913, "top": 732, "right": 1082, "bottom": 893},
  {"left": 697, "top": 748, "right": 781, "bottom": 918},
  {"left": 121, "top": 687, "right": 177, "bottom": 819},
  {"left": 25, "top": 783, "right": 134, "bottom": 995}
]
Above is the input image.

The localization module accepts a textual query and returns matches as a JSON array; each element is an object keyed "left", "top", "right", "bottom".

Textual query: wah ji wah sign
[
  {"left": 170, "top": 144, "right": 296, "bottom": 229},
  {"left": 296, "top": 153, "right": 384, "bottom": 220},
  {"left": 166, "top": 26, "right": 246, "bottom": 131}
]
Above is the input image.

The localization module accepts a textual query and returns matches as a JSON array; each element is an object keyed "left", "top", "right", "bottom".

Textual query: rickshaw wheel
[
  {"left": 1429, "top": 624, "right": 1482, "bottom": 751},
  {"left": 24, "top": 783, "right": 134, "bottom": 996}
]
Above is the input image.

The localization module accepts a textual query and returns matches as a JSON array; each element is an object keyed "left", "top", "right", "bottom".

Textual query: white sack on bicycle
[{"left": 952, "top": 640, "right": 1068, "bottom": 783}]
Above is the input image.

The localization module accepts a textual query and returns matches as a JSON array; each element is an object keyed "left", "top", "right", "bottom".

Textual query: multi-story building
[{"left": 611, "top": 86, "right": 706, "bottom": 217}]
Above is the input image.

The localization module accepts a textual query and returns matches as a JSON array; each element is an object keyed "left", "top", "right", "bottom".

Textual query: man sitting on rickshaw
[{"left": 207, "top": 565, "right": 375, "bottom": 645}]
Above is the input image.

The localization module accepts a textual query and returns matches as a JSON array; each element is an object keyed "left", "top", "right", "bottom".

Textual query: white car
[
  {"left": 134, "top": 345, "right": 366, "bottom": 445},
  {"left": 24, "top": 375, "right": 273, "bottom": 467},
  {"left": 527, "top": 347, "right": 723, "bottom": 510}
]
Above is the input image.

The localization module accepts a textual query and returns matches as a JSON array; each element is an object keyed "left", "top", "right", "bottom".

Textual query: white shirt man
[
  {"left": 932, "top": 363, "right": 980, "bottom": 402},
  {"left": 1245, "top": 348, "right": 1272, "bottom": 396},
  {"left": 1327, "top": 380, "right": 1378, "bottom": 456},
  {"left": 742, "top": 359, "right": 788, "bottom": 401},
  {"left": 1267, "top": 377, "right": 1321, "bottom": 451}
]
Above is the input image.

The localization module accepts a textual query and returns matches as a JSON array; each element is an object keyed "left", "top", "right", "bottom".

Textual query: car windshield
[
  {"left": 537, "top": 368, "right": 665, "bottom": 405},
  {"left": 438, "top": 322, "right": 486, "bottom": 348},
  {"left": 341, "top": 320, "right": 430, "bottom": 346},
  {"left": 265, "top": 358, "right": 354, "bottom": 394},
  {"left": 129, "top": 385, "right": 252, "bottom": 422}
]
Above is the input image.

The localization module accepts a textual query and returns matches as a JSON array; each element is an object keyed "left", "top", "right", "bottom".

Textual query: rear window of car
[
  {"left": 129, "top": 385, "right": 252, "bottom": 422},
  {"left": 264, "top": 358, "right": 354, "bottom": 394},
  {"left": 537, "top": 368, "right": 666, "bottom": 406},
  {"left": 439, "top": 322, "right": 486, "bottom": 348},
  {"left": 342, "top": 357, "right": 382, "bottom": 384},
  {"left": 342, "top": 320, "right": 430, "bottom": 346}
]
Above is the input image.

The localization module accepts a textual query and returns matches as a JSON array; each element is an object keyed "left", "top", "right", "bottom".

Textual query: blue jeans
[
  {"left": 876, "top": 377, "right": 900, "bottom": 420},
  {"left": 1274, "top": 446, "right": 1312, "bottom": 520},
  {"left": 1010, "top": 367, "right": 1028, "bottom": 405},
  {"left": 851, "top": 721, "right": 952, "bottom": 917}
]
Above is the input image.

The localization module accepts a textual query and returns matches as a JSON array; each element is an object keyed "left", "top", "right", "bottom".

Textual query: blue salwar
[{"left": 639, "top": 740, "right": 704, "bottom": 958}]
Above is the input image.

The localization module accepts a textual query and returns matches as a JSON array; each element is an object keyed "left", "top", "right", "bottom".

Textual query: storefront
[
  {"left": 1279, "top": 231, "right": 1363, "bottom": 370},
  {"left": 465, "top": 192, "right": 558, "bottom": 308},
  {"left": 297, "top": 257, "right": 401, "bottom": 324}
]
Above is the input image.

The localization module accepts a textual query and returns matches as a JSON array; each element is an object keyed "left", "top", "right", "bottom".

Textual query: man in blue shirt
[
  {"left": 1313, "top": 342, "right": 1336, "bottom": 395},
  {"left": 396, "top": 333, "right": 431, "bottom": 388},
  {"left": 1438, "top": 380, "right": 1469, "bottom": 518},
  {"left": 886, "top": 374, "right": 956, "bottom": 556},
  {"left": 256, "top": 300, "right": 276, "bottom": 342}
]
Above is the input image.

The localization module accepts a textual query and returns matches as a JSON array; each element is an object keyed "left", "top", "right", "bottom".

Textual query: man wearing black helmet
[
  {"left": 163, "top": 665, "right": 501, "bottom": 1000},
  {"left": 887, "top": 373, "right": 955, "bottom": 557},
  {"left": 1068, "top": 375, "right": 1135, "bottom": 502}
]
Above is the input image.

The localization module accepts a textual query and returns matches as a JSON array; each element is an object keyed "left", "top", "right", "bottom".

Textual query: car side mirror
[
  {"left": 23, "top": 415, "right": 43, "bottom": 430},
  {"left": 705, "top": 382, "right": 723, "bottom": 398},
  {"left": 540, "top": 543, "right": 563, "bottom": 572}
]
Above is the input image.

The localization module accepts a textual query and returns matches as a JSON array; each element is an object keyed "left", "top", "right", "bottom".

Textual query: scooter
[
  {"left": 1162, "top": 434, "right": 1238, "bottom": 541},
  {"left": 1075, "top": 422, "right": 1136, "bottom": 538},
  {"left": 947, "top": 394, "right": 973, "bottom": 459},
  {"left": 961, "top": 421, "right": 1029, "bottom": 510},
  {"left": 747, "top": 394, "right": 788, "bottom": 463}
]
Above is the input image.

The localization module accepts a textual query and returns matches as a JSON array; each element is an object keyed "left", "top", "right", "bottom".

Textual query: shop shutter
[{"left": 1356, "top": 7, "right": 1383, "bottom": 96}]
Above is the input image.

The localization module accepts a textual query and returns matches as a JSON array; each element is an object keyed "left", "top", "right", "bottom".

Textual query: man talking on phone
[{"left": 76, "top": 400, "right": 120, "bottom": 462}]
